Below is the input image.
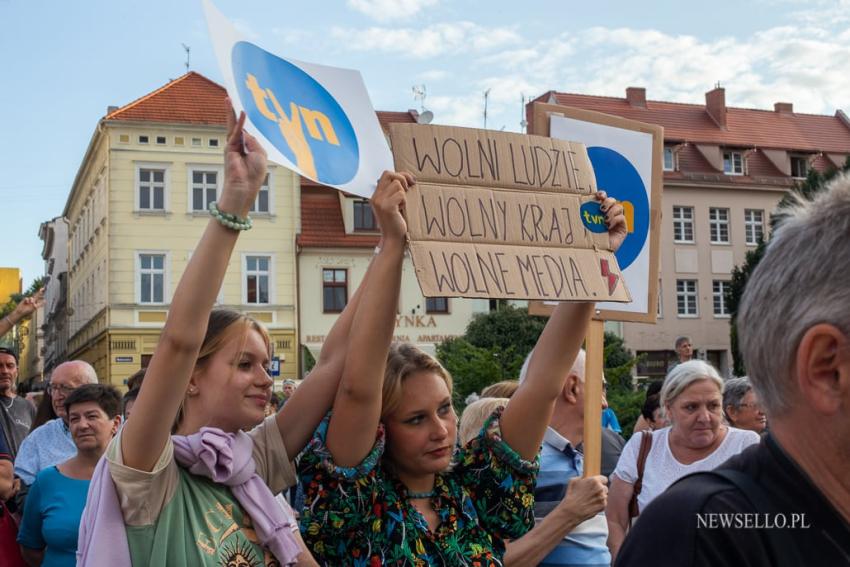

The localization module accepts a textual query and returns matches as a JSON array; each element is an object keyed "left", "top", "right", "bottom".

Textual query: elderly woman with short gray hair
[
  {"left": 723, "top": 377, "right": 767, "bottom": 434},
  {"left": 606, "top": 360, "right": 760, "bottom": 561}
]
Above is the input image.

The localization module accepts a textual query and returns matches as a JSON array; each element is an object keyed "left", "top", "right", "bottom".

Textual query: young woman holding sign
[
  {"left": 76, "top": 103, "right": 401, "bottom": 567},
  {"left": 297, "top": 173, "right": 627, "bottom": 566}
]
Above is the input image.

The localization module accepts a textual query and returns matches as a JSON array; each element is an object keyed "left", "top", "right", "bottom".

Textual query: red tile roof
[
  {"left": 532, "top": 90, "right": 850, "bottom": 154},
  {"left": 105, "top": 72, "right": 420, "bottom": 131},
  {"left": 298, "top": 187, "right": 379, "bottom": 249},
  {"left": 106, "top": 72, "right": 229, "bottom": 125}
]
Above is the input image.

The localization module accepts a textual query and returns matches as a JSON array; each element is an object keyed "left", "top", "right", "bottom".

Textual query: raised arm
[
  {"left": 0, "top": 288, "right": 44, "bottom": 336},
  {"left": 275, "top": 241, "right": 378, "bottom": 458},
  {"left": 500, "top": 193, "right": 626, "bottom": 459},
  {"left": 122, "top": 106, "right": 267, "bottom": 471},
  {"left": 324, "top": 171, "right": 412, "bottom": 467}
]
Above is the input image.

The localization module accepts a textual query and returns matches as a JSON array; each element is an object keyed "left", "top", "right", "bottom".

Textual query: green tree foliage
[
  {"left": 436, "top": 304, "right": 643, "bottom": 422},
  {"left": 464, "top": 304, "right": 548, "bottom": 360},
  {"left": 436, "top": 337, "right": 506, "bottom": 410},
  {"left": 727, "top": 239, "right": 767, "bottom": 376},
  {"left": 301, "top": 345, "right": 316, "bottom": 375},
  {"left": 603, "top": 331, "right": 644, "bottom": 439},
  {"left": 726, "top": 158, "right": 850, "bottom": 376}
]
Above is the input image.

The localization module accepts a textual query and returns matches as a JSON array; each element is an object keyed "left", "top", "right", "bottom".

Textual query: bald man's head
[{"left": 50, "top": 361, "right": 98, "bottom": 421}]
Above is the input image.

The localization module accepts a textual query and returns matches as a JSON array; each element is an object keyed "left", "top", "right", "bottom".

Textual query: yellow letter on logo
[
  {"left": 299, "top": 107, "right": 340, "bottom": 146},
  {"left": 245, "top": 74, "right": 278, "bottom": 121},
  {"left": 264, "top": 85, "right": 317, "bottom": 179}
]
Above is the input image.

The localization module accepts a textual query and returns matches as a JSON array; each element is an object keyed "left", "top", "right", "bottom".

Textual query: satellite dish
[{"left": 417, "top": 110, "right": 434, "bottom": 124}]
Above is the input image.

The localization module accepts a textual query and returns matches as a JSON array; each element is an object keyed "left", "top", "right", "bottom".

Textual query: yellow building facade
[
  {"left": 0, "top": 268, "right": 21, "bottom": 304},
  {"left": 63, "top": 73, "right": 300, "bottom": 388}
]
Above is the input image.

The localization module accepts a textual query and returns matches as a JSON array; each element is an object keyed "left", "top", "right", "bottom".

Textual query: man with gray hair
[
  {"left": 615, "top": 175, "right": 850, "bottom": 566},
  {"left": 14, "top": 360, "right": 99, "bottom": 485},
  {"left": 513, "top": 348, "right": 623, "bottom": 566}
]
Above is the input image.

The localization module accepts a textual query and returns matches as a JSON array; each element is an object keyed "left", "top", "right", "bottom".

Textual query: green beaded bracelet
[{"left": 208, "top": 201, "right": 253, "bottom": 231}]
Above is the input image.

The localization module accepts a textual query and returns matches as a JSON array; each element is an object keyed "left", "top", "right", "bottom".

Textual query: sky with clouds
[{"left": 1, "top": 0, "right": 848, "bottom": 286}]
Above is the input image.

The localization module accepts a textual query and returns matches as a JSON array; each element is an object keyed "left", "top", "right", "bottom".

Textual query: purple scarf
[{"left": 77, "top": 427, "right": 301, "bottom": 566}]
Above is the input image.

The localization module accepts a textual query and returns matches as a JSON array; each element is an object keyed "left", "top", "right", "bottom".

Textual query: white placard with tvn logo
[{"left": 204, "top": 0, "right": 393, "bottom": 198}]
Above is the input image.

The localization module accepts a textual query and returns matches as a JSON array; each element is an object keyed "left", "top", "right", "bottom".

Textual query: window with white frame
[
  {"left": 663, "top": 147, "right": 676, "bottom": 171},
  {"left": 138, "top": 168, "right": 166, "bottom": 211},
  {"left": 250, "top": 174, "right": 270, "bottom": 213},
  {"left": 744, "top": 209, "right": 764, "bottom": 245},
  {"left": 676, "top": 279, "right": 698, "bottom": 317},
  {"left": 790, "top": 155, "right": 808, "bottom": 178},
  {"left": 709, "top": 208, "right": 730, "bottom": 244},
  {"left": 245, "top": 255, "right": 271, "bottom": 304},
  {"left": 713, "top": 280, "right": 730, "bottom": 317},
  {"left": 190, "top": 169, "right": 219, "bottom": 212},
  {"left": 723, "top": 150, "right": 744, "bottom": 175},
  {"left": 353, "top": 199, "right": 377, "bottom": 231},
  {"left": 673, "top": 206, "right": 695, "bottom": 242},
  {"left": 322, "top": 269, "right": 347, "bottom": 313},
  {"left": 138, "top": 253, "right": 166, "bottom": 304}
]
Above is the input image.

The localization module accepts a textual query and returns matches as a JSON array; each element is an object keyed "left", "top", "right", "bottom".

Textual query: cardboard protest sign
[
  {"left": 389, "top": 123, "right": 631, "bottom": 302},
  {"left": 203, "top": 0, "right": 392, "bottom": 198},
  {"left": 527, "top": 103, "right": 662, "bottom": 322}
]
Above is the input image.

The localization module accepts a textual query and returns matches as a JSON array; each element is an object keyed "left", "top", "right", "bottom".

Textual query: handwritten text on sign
[{"left": 390, "top": 124, "right": 631, "bottom": 302}]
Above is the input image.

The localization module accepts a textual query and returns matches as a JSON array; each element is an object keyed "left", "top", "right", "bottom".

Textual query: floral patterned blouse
[{"left": 298, "top": 408, "right": 538, "bottom": 566}]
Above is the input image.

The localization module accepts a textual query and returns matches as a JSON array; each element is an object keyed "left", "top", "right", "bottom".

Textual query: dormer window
[
  {"left": 790, "top": 155, "right": 808, "bottom": 179},
  {"left": 723, "top": 150, "right": 744, "bottom": 175},
  {"left": 353, "top": 199, "right": 377, "bottom": 231},
  {"left": 663, "top": 147, "right": 676, "bottom": 171}
]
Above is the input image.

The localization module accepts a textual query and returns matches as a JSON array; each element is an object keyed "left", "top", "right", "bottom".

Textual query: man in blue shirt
[
  {"left": 525, "top": 349, "right": 622, "bottom": 567},
  {"left": 14, "top": 361, "right": 98, "bottom": 485}
]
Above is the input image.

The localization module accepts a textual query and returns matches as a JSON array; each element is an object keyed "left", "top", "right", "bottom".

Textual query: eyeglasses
[
  {"left": 738, "top": 402, "right": 764, "bottom": 412},
  {"left": 48, "top": 384, "right": 76, "bottom": 396}
]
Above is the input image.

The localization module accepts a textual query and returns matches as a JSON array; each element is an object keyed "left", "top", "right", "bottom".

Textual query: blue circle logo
[
  {"left": 232, "top": 41, "right": 359, "bottom": 185},
  {"left": 586, "top": 147, "right": 649, "bottom": 270},
  {"left": 580, "top": 201, "right": 609, "bottom": 233}
]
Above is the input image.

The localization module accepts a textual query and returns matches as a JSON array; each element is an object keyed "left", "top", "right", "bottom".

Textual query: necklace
[
  {"left": 0, "top": 396, "right": 12, "bottom": 410},
  {"left": 407, "top": 489, "right": 436, "bottom": 499}
]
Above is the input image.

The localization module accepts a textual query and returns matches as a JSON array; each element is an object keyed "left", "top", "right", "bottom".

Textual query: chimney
[
  {"left": 626, "top": 87, "right": 646, "bottom": 108},
  {"left": 774, "top": 102, "right": 793, "bottom": 114},
  {"left": 705, "top": 87, "right": 726, "bottom": 129},
  {"left": 106, "top": 105, "right": 119, "bottom": 115}
]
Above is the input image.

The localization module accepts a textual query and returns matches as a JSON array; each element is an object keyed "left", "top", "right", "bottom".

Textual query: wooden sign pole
[{"left": 583, "top": 318, "right": 605, "bottom": 477}]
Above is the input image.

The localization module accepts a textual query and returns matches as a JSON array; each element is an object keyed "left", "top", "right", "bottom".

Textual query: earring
[{"left": 187, "top": 386, "right": 198, "bottom": 395}]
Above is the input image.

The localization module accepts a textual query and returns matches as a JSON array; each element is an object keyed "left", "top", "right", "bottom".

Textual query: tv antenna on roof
[
  {"left": 483, "top": 88, "right": 492, "bottom": 129},
  {"left": 182, "top": 44, "right": 191, "bottom": 72},
  {"left": 412, "top": 85, "right": 433, "bottom": 124},
  {"left": 520, "top": 93, "right": 528, "bottom": 133}
]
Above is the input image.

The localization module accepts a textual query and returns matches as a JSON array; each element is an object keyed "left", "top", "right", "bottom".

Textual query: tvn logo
[
  {"left": 580, "top": 200, "right": 636, "bottom": 234},
  {"left": 233, "top": 42, "right": 359, "bottom": 185}
]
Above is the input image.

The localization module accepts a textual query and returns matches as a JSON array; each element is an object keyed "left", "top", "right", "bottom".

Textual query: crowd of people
[{"left": 0, "top": 102, "right": 847, "bottom": 566}]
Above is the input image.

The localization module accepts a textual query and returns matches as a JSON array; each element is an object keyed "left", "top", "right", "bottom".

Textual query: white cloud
[
  {"left": 347, "top": 0, "right": 439, "bottom": 22},
  {"left": 331, "top": 22, "right": 521, "bottom": 59},
  {"left": 417, "top": 69, "right": 449, "bottom": 81},
  {"left": 470, "top": 21, "right": 850, "bottom": 120},
  {"left": 232, "top": 18, "right": 260, "bottom": 41}
]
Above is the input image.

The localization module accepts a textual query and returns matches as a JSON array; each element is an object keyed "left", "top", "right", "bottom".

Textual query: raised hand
[
  {"left": 372, "top": 171, "right": 414, "bottom": 247},
  {"left": 595, "top": 191, "right": 627, "bottom": 253},
  {"left": 11, "top": 287, "right": 45, "bottom": 321},
  {"left": 219, "top": 98, "right": 268, "bottom": 218}
]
